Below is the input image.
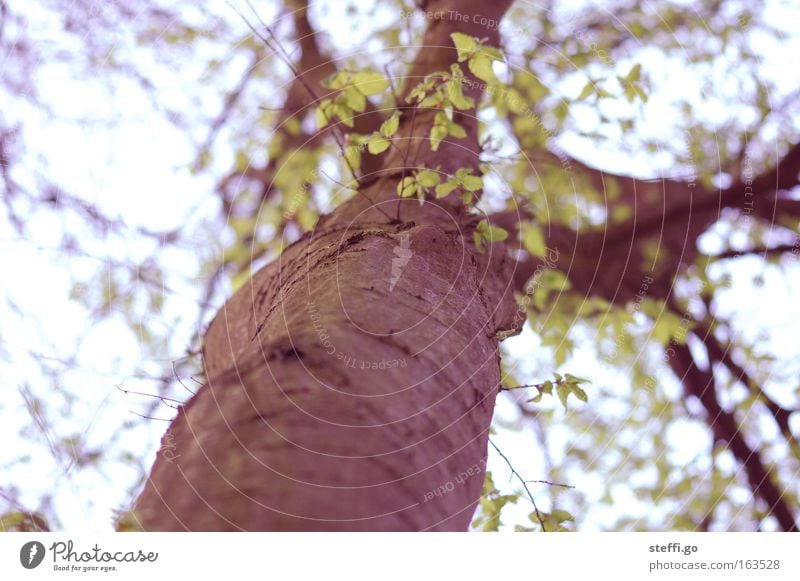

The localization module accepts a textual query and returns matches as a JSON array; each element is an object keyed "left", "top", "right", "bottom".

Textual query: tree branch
[{"left": 669, "top": 343, "right": 798, "bottom": 531}]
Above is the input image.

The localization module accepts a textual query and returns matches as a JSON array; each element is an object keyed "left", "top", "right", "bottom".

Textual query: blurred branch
[
  {"left": 712, "top": 244, "right": 800, "bottom": 260},
  {"left": 669, "top": 342, "right": 798, "bottom": 532},
  {"left": 690, "top": 317, "right": 798, "bottom": 447}
]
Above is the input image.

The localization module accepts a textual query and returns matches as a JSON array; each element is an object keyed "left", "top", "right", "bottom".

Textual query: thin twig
[
  {"left": 116, "top": 384, "right": 182, "bottom": 407},
  {"left": 524, "top": 479, "right": 574, "bottom": 489},
  {"left": 129, "top": 411, "right": 173, "bottom": 422},
  {"left": 173, "top": 361, "right": 196, "bottom": 396},
  {"left": 500, "top": 382, "right": 546, "bottom": 391},
  {"left": 489, "top": 438, "right": 547, "bottom": 531}
]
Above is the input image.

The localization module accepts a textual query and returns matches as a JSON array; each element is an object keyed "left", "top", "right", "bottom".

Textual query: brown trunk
[{"left": 131, "top": 0, "right": 519, "bottom": 531}]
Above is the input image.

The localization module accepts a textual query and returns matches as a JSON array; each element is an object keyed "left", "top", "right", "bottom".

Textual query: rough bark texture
[{"left": 132, "top": 0, "right": 518, "bottom": 531}]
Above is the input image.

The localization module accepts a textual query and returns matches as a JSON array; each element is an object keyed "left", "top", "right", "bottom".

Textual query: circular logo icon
[{"left": 20, "top": 541, "right": 46, "bottom": 569}]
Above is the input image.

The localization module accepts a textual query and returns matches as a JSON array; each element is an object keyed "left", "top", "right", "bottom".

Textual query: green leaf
[
  {"left": 407, "top": 78, "right": 436, "bottom": 104},
  {"left": 577, "top": 82, "right": 594, "bottom": 101},
  {"left": 473, "top": 230, "right": 486, "bottom": 252},
  {"left": 435, "top": 180, "right": 458, "bottom": 198},
  {"left": 451, "top": 32, "right": 478, "bottom": 61},
  {"left": 468, "top": 55, "right": 496, "bottom": 83},
  {"left": 522, "top": 225, "right": 547, "bottom": 258},
  {"left": 397, "top": 176, "right": 417, "bottom": 198},
  {"left": 478, "top": 45, "right": 503, "bottom": 61},
  {"left": 504, "top": 88, "right": 527, "bottom": 113},
  {"left": 624, "top": 63, "right": 642, "bottom": 83},
  {"left": 419, "top": 94, "right": 441, "bottom": 108},
  {"left": 415, "top": 185, "right": 426, "bottom": 204},
  {"left": 448, "top": 122, "right": 467, "bottom": 139},
  {"left": 474, "top": 220, "right": 508, "bottom": 252},
  {"left": 234, "top": 150, "right": 249, "bottom": 171},
  {"left": 380, "top": 112, "right": 400, "bottom": 137},
  {"left": 336, "top": 103, "right": 354, "bottom": 127},
  {"left": 556, "top": 383, "right": 570, "bottom": 410},
  {"left": 550, "top": 509, "right": 574, "bottom": 523},
  {"left": 345, "top": 144, "right": 361, "bottom": 170},
  {"left": 564, "top": 373, "right": 591, "bottom": 385},
  {"left": 596, "top": 86, "right": 614, "bottom": 99},
  {"left": 417, "top": 170, "right": 441, "bottom": 188},
  {"left": 343, "top": 86, "right": 367, "bottom": 112},
  {"left": 351, "top": 70, "right": 390, "bottom": 96},
  {"left": 321, "top": 70, "right": 348, "bottom": 90},
  {"left": 429, "top": 125, "right": 448, "bottom": 151},
  {"left": 446, "top": 77, "right": 475, "bottom": 110},
  {"left": 485, "top": 224, "right": 508, "bottom": 242},
  {"left": 315, "top": 99, "right": 332, "bottom": 128},
  {"left": 460, "top": 173, "right": 482, "bottom": 191},
  {"left": 571, "top": 385, "right": 588, "bottom": 403},
  {"left": 367, "top": 134, "right": 390, "bottom": 154},
  {"left": 553, "top": 101, "right": 569, "bottom": 123}
]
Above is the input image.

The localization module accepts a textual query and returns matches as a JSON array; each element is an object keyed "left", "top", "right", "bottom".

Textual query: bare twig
[
  {"left": 173, "top": 361, "right": 196, "bottom": 396},
  {"left": 524, "top": 479, "right": 574, "bottom": 489},
  {"left": 128, "top": 411, "right": 173, "bottom": 422},
  {"left": 489, "top": 438, "right": 547, "bottom": 531},
  {"left": 116, "top": 384, "right": 182, "bottom": 407}
]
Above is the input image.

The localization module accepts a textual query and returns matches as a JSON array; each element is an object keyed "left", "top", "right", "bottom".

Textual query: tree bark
[{"left": 131, "top": 0, "right": 519, "bottom": 531}]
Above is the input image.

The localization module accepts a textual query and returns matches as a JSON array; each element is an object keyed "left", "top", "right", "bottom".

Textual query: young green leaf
[
  {"left": 474, "top": 219, "right": 508, "bottom": 252},
  {"left": 429, "top": 124, "right": 448, "bottom": 151},
  {"left": 484, "top": 223, "right": 508, "bottom": 242},
  {"left": 468, "top": 55, "right": 496, "bottom": 84},
  {"left": 315, "top": 99, "right": 333, "bottom": 128},
  {"left": 448, "top": 122, "right": 467, "bottom": 139},
  {"left": 571, "top": 385, "right": 588, "bottom": 403},
  {"left": 351, "top": 70, "right": 390, "bottom": 96},
  {"left": 343, "top": 86, "right": 367, "bottom": 112},
  {"left": 435, "top": 180, "right": 458, "bottom": 198},
  {"left": 446, "top": 76, "right": 475, "bottom": 110},
  {"left": 459, "top": 173, "right": 482, "bottom": 192},
  {"left": 380, "top": 112, "right": 400, "bottom": 137},
  {"left": 417, "top": 170, "right": 441, "bottom": 188},
  {"left": 624, "top": 63, "right": 642, "bottom": 83},
  {"left": 367, "top": 134, "right": 390, "bottom": 154},
  {"left": 397, "top": 176, "right": 417, "bottom": 198},
  {"left": 555, "top": 382, "right": 570, "bottom": 410},
  {"left": 345, "top": 144, "right": 361, "bottom": 170},
  {"left": 564, "top": 373, "right": 591, "bottom": 385},
  {"left": 336, "top": 104, "right": 354, "bottom": 127},
  {"left": 321, "top": 70, "right": 348, "bottom": 90},
  {"left": 577, "top": 82, "right": 594, "bottom": 101},
  {"left": 550, "top": 509, "right": 574, "bottom": 523},
  {"left": 451, "top": 32, "right": 478, "bottom": 61},
  {"left": 522, "top": 225, "right": 547, "bottom": 258}
]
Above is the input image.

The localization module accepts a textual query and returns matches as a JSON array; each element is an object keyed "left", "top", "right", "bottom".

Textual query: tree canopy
[{"left": 1, "top": 0, "right": 799, "bottom": 531}]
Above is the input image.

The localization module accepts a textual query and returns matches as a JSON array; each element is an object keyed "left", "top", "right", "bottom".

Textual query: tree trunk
[{"left": 131, "top": 0, "right": 519, "bottom": 531}]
